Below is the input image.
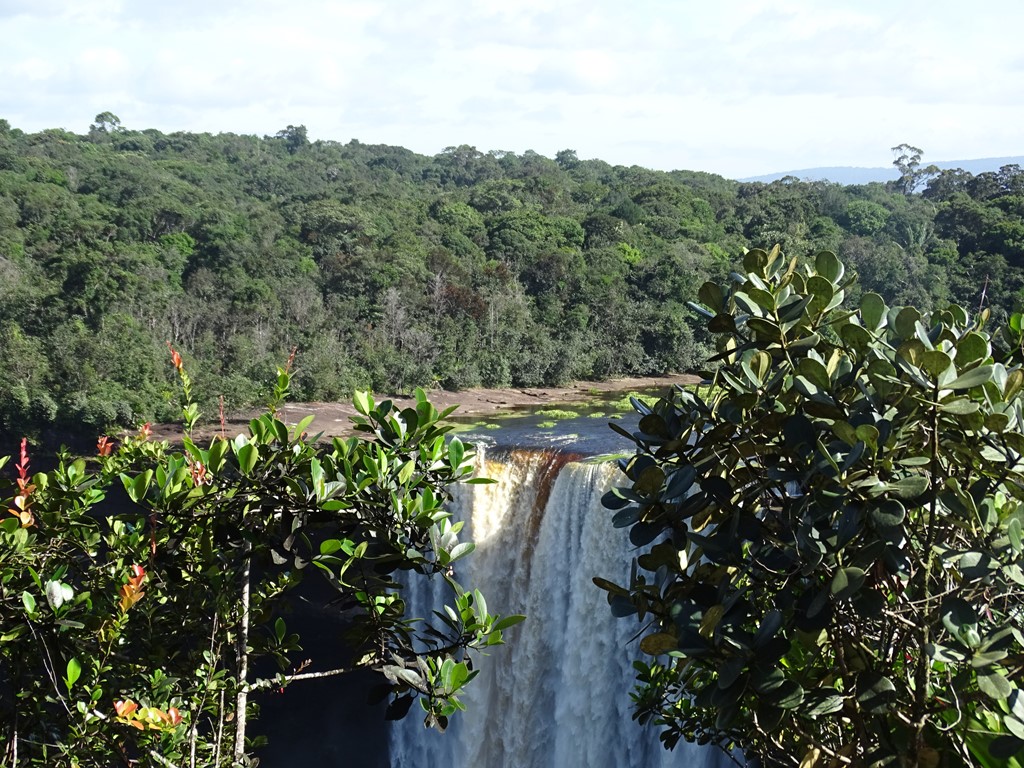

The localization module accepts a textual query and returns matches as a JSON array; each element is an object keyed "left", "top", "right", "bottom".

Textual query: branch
[{"left": 246, "top": 665, "right": 351, "bottom": 692}]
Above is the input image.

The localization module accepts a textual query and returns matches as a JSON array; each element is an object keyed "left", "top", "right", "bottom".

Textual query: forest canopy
[{"left": 1, "top": 116, "right": 1022, "bottom": 444}]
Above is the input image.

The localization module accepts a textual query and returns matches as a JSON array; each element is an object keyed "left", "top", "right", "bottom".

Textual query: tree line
[{"left": 2, "top": 116, "right": 1023, "bottom": 444}]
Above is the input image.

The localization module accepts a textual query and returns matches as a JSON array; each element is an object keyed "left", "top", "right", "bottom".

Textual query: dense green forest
[{"left": 1, "top": 115, "right": 1022, "bottom": 443}]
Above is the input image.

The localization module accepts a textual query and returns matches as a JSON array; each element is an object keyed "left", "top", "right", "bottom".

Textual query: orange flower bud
[{"left": 166, "top": 341, "right": 183, "bottom": 372}]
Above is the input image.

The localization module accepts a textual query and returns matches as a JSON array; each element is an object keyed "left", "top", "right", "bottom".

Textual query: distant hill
[{"left": 739, "top": 156, "right": 1024, "bottom": 185}]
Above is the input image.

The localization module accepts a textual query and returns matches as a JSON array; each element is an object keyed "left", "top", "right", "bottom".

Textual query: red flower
[
  {"left": 166, "top": 341, "right": 183, "bottom": 372},
  {"left": 8, "top": 438, "right": 35, "bottom": 527},
  {"left": 17, "top": 438, "right": 28, "bottom": 476}
]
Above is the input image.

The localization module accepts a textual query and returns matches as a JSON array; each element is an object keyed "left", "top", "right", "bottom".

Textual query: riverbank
[{"left": 152, "top": 374, "right": 700, "bottom": 442}]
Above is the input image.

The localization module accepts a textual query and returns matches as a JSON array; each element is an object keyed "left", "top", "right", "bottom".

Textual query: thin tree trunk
[
  {"left": 213, "top": 690, "right": 225, "bottom": 767},
  {"left": 232, "top": 542, "right": 253, "bottom": 762}
]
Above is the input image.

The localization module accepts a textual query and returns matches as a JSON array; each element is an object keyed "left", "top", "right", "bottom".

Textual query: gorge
[{"left": 389, "top": 436, "right": 727, "bottom": 768}]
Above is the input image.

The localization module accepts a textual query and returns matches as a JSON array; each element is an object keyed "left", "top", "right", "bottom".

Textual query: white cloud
[{"left": 1, "top": 0, "right": 1023, "bottom": 177}]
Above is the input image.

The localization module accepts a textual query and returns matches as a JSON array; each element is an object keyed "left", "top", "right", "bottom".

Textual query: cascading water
[{"left": 390, "top": 446, "right": 727, "bottom": 768}]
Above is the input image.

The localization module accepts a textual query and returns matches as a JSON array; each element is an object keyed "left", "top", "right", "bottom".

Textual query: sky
[{"left": 2, "top": 0, "right": 1023, "bottom": 179}]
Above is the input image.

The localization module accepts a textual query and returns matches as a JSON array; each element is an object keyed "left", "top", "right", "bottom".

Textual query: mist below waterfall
[{"left": 390, "top": 448, "right": 727, "bottom": 768}]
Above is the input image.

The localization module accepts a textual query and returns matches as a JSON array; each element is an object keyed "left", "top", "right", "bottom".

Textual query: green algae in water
[
  {"left": 537, "top": 420, "right": 558, "bottom": 428},
  {"left": 606, "top": 391, "right": 661, "bottom": 411},
  {"left": 535, "top": 408, "right": 581, "bottom": 419}
]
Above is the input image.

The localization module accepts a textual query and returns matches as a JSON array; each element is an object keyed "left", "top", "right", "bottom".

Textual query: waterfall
[{"left": 390, "top": 447, "right": 726, "bottom": 768}]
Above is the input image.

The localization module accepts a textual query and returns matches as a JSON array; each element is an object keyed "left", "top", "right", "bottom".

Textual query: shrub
[
  {"left": 1, "top": 354, "right": 520, "bottom": 766},
  {"left": 600, "top": 247, "right": 1024, "bottom": 767}
]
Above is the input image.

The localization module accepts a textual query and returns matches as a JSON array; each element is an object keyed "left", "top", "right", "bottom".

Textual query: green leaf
[
  {"left": 320, "top": 539, "right": 346, "bottom": 556},
  {"left": 959, "top": 551, "right": 997, "bottom": 580},
  {"left": 815, "top": 250, "right": 844, "bottom": 283},
  {"left": 22, "top": 591, "right": 35, "bottom": 614},
  {"left": 856, "top": 672, "right": 896, "bottom": 714},
  {"left": 947, "top": 365, "right": 995, "bottom": 390},
  {"left": 639, "top": 633, "right": 678, "bottom": 656},
  {"left": 956, "top": 332, "right": 991, "bottom": 366},
  {"left": 941, "top": 596, "right": 978, "bottom": 635},
  {"left": 65, "top": 657, "right": 81, "bottom": 692},
  {"left": 353, "top": 390, "right": 372, "bottom": 416},
  {"left": 1006, "top": 369, "right": 1024, "bottom": 400},
  {"left": 750, "top": 350, "right": 771, "bottom": 384},
  {"left": 860, "top": 293, "right": 886, "bottom": 331},
  {"left": 492, "top": 614, "right": 526, "bottom": 632},
  {"left": 448, "top": 542, "right": 475, "bottom": 562},
  {"left": 804, "top": 690, "right": 845, "bottom": 717},
  {"left": 832, "top": 421, "right": 858, "bottom": 446},
  {"left": 940, "top": 398, "right": 980, "bottom": 415},
  {"left": 925, "top": 643, "right": 967, "bottom": 663},
  {"left": 635, "top": 466, "right": 665, "bottom": 495},
  {"left": 689, "top": 301, "right": 716, "bottom": 320},
  {"left": 0, "top": 626, "right": 26, "bottom": 641},
  {"left": 397, "top": 459, "right": 415, "bottom": 485},
  {"left": 747, "top": 287, "right": 776, "bottom": 311},
  {"left": 448, "top": 437, "right": 466, "bottom": 470},
  {"left": 870, "top": 500, "right": 906, "bottom": 528},
  {"left": 592, "top": 577, "right": 629, "bottom": 597},
  {"left": 122, "top": 470, "right": 153, "bottom": 504},
  {"left": 978, "top": 671, "right": 1013, "bottom": 700},
  {"left": 292, "top": 414, "right": 315, "bottom": 440},
  {"left": 921, "top": 350, "right": 953, "bottom": 378},
  {"left": 783, "top": 414, "right": 816, "bottom": 450},
  {"left": 770, "top": 680, "right": 805, "bottom": 709},
  {"left": 806, "top": 275, "right": 835, "bottom": 314},
  {"left": 797, "top": 358, "right": 831, "bottom": 390},
  {"left": 854, "top": 424, "right": 879, "bottom": 451},
  {"left": 840, "top": 322, "right": 873, "bottom": 351},
  {"left": 743, "top": 248, "right": 769, "bottom": 274},
  {"left": 708, "top": 313, "right": 736, "bottom": 333},
  {"left": 972, "top": 649, "right": 1009, "bottom": 669},
  {"left": 236, "top": 443, "right": 258, "bottom": 475},
  {"left": 1009, "top": 518, "right": 1023, "bottom": 554},
  {"left": 698, "top": 282, "right": 724, "bottom": 313},
  {"left": 753, "top": 610, "right": 784, "bottom": 648},
  {"left": 894, "top": 307, "right": 921, "bottom": 339},
  {"left": 664, "top": 465, "right": 697, "bottom": 501},
  {"left": 891, "top": 475, "right": 928, "bottom": 499},
  {"left": 830, "top": 567, "right": 866, "bottom": 601},
  {"left": 746, "top": 317, "right": 782, "bottom": 341}
]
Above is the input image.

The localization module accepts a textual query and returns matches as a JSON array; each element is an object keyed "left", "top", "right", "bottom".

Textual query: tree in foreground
[
  {"left": 599, "top": 246, "right": 1024, "bottom": 766},
  {"left": 1, "top": 354, "right": 520, "bottom": 767}
]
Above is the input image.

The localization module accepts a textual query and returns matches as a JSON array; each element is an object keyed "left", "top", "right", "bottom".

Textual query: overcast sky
[{"left": 2, "top": 0, "right": 1021, "bottom": 178}]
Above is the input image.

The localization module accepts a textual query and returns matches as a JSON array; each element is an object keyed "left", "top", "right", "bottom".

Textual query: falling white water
[{"left": 390, "top": 448, "right": 726, "bottom": 768}]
